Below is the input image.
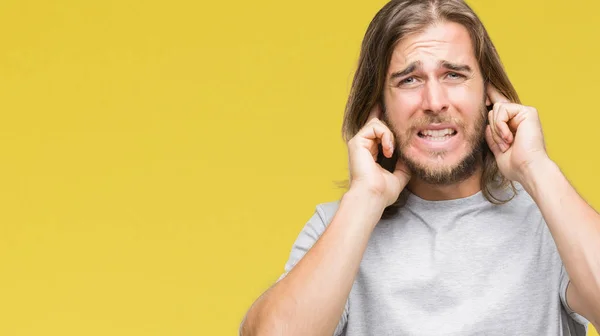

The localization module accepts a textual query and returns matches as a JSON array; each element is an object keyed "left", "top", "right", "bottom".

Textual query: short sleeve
[
  {"left": 277, "top": 202, "right": 349, "bottom": 336},
  {"left": 559, "top": 265, "right": 589, "bottom": 333}
]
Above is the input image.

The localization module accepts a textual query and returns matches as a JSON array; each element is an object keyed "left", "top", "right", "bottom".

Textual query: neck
[{"left": 407, "top": 164, "right": 483, "bottom": 201}]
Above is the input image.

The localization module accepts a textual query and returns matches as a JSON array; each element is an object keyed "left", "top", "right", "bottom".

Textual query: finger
[
  {"left": 486, "top": 84, "right": 510, "bottom": 105},
  {"left": 354, "top": 119, "right": 395, "bottom": 158},
  {"left": 491, "top": 104, "right": 513, "bottom": 148},
  {"left": 488, "top": 109, "right": 508, "bottom": 152},
  {"left": 495, "top": 117, "right": 514, "bottom": 144},
  {"left": 495, "top": 103, "right": 523, "bottom": 137},
  {"left": 381, "top": 128, "right": 394, "bottom": 158},
  {"left": 368, "top": 118, "right": 395, "bottom": 158},
  {"left": 485, "top": 125, "right": 502, "bottom": 157},
  {"left": 392, "top": 156, "right": 411, "bottom": 182}
]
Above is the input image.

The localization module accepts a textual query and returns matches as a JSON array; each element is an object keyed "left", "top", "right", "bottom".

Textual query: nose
[{"left": 422, "top": 80, "right": 449, "bottom": 114}]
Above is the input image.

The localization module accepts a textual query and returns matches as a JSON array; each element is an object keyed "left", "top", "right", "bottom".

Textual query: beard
[{"left": 386, "top": 102, "right": 488, "bottom": 185}]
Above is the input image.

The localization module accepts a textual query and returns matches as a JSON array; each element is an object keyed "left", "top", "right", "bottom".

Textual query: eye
[
  {"left": 398, "top": 76, "right": 417, "bottom": 86},
  {"left": 447, "top": 72, "right": 464, "bottom": 79}
]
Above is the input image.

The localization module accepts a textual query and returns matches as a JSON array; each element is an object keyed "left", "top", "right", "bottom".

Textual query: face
[{"left": 383, "top": 21, "right": 490, "bottom": 185}]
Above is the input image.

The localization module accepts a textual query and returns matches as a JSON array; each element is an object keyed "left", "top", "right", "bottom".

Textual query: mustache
[{"left": 406, "top": 115, "right": 466, "bottom": 133}]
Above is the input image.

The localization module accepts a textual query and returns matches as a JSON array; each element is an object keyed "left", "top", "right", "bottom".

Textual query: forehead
[{"left": 389, "top": 21, "right": 477, "bottom": 72}]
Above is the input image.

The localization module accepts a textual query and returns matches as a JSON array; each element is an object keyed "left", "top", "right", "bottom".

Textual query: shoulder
[
  {"left": 314, "top": 201, "right": 340, "bottom": 225},
  {"left": 291, "top": 201, "right": 341, "bottom": 242},
  {"left": 499, "top": 181, "right": 538, "bottom": 211}
]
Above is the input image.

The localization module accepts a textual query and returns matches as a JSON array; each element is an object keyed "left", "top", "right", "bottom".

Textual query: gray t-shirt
[{"left": 279, "top": 185, "right": 589, "bottom": 335}]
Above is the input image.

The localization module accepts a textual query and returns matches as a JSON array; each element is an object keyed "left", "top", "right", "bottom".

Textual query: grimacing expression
[{"left": 383, "top": 22, "right": 491, "bottom": 185}]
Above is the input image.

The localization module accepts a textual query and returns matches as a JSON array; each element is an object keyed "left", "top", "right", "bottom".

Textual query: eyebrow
[
  {"left": 390, "top": 61, "right": 422, "bottom": 80},
  {"left": 440, "top": 61, "right": 472, "bottom": 73},
  {"left": 389, "top": 60, "right": 473, "bottom": 80}
]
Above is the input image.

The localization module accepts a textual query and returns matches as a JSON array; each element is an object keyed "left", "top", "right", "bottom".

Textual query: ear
[{"left": 484, "top": 82, "right": 492, "bottom": 106}]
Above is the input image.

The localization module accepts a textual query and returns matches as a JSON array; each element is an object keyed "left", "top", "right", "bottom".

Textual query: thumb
[
  {"left": 392, "top": 157, "right": 411, "bottom": 183},
  {"left": 485, "top": 125, "right": 502, "bottom": 157}
]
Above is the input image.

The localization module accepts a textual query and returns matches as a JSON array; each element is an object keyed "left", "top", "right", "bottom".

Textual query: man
[{"left": 240, "top": 0, "right": 600, "bottom": 335}]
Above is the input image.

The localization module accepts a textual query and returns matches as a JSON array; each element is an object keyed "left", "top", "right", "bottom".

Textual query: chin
[
  {"left": 400, "top": 147, "right": 481, "bottom": 185},
  {"left": 407, "top": 147, "right": 465, "bottom": 165},
  {"left": 416, "top": 157, "right": 464, "bottom": 175}
]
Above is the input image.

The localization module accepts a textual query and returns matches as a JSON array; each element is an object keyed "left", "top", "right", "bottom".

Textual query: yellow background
[{"left": 0, "top": 0, "right": 598, "bottom": 334}]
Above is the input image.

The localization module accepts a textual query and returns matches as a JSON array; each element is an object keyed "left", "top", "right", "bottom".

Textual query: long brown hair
[{"left": 341, "top": 0, "right": 519, "bottom": 217}]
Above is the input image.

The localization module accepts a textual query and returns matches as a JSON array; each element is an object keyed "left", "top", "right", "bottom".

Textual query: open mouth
[{"left": 417, "top": 128, "right": 458, "bottom": 142}]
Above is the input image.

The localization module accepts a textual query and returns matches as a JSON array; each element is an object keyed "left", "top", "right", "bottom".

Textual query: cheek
[
  {"left": 384, "top": 90, "right": 422, "bottom": 127},
  {"left": 448, "top": 85, "right": 478, "bottom": 103},
  {"left": 447, "top": 86, "right": 484, "bottom": 120}
]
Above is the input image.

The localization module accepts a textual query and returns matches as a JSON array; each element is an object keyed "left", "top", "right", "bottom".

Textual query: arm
[
  {"left": 241, "top": 105, "right": 411, "bottom": 335},
  {"left": 484, "top": 85, "right": 600, "bottom": 327},
  {"left": 240, "top": 189, "right": 386, "bottom": 336},
  {"left": 521, "top": 158, "right": 600, "bottom": 328}
]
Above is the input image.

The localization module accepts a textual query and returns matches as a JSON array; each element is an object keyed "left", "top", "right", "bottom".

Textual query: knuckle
[
  {"left": 360, "top": 123, "right": 373, "bottom": 132},
  {"left": 367, "top": 117, "right": 381, "bottom": 125},
  {"left": 363, "top": 121, "right": 376, "bottom": 131}
]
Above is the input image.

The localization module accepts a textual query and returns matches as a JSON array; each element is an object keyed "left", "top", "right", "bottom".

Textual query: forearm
[
  {"left": 522, "top": 159, "right": 600, "bottom": 311},
  {"left": 241, "top": 189, "right": 386, "bottom": 336}
]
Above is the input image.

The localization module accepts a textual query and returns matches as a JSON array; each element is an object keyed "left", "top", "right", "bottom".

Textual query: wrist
[
  {"left": 520, "top": 156, "right": 559, "bottom": 197},
  {"left": 342, "top": 187, "right": 387, "bottom": 223}
]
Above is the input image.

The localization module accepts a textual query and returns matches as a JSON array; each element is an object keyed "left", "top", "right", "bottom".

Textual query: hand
[
  {"left": 347, "top": 105, "right": 411, "bottom": 207},
  {"left": 485, "top": 85, "right": 551, "bottom": 184}
]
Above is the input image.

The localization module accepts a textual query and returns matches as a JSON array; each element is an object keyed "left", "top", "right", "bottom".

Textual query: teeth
[
  {"left": 421, "top": 128, "right": 455, "bottom": 137},
  {"left": 427, "top": 136, "right": 451, "bottom": 142}
]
